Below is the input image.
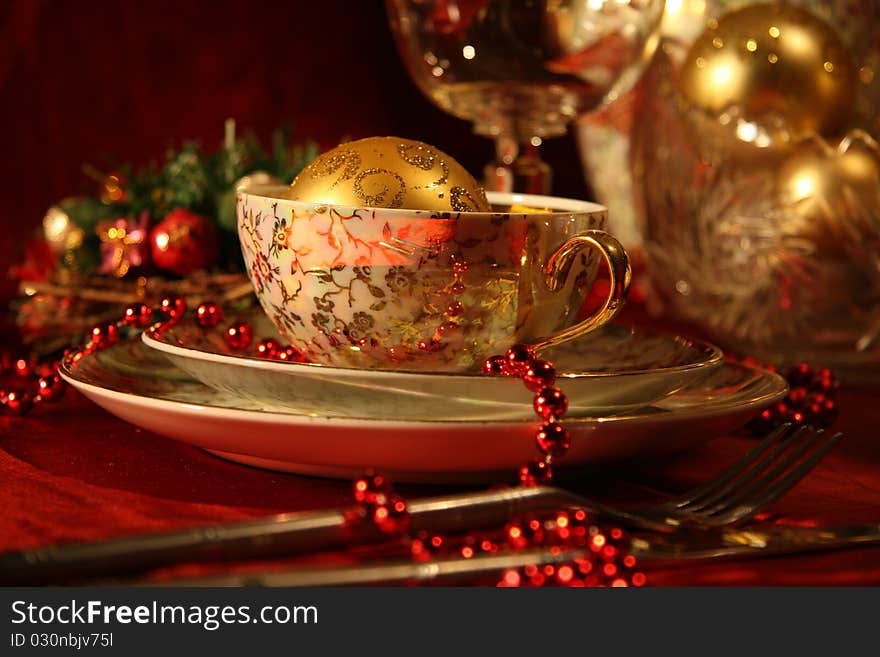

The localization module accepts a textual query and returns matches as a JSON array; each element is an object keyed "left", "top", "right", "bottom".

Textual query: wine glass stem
[{"left": 484, "top": 134, "right": 552, "bottom": 195}]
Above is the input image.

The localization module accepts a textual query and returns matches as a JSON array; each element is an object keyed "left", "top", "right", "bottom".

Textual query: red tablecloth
[{"left": 2, "top": 371, "right": 879, "bottom": 585}]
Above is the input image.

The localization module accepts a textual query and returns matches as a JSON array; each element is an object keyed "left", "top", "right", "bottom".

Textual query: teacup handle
[{"left": 531, "top": 230, "right": 632, "bottom": 352}]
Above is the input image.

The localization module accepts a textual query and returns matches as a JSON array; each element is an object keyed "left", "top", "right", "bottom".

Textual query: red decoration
[
  {"left": 89, "top": 322, "right": 119, "bottom": 349},
  {"left": 2, "top": 389, "right": 33, "bottom": 416},
  {"left": 36, "top": 375, "right": 66, "bottom": 403},
  {"left": 505, "top": 343, "right": 536, "bottom": 375},
  {"left": 518, "top": 458, "right": 553, "bottom": 487},
  {"left": 123, "top": 303, "right": 153, "bottom": 328},
  {"left": 255, "top": 338, "right": 282, "bottom": 359},
  {"left": 533, "top": 386, "right": 568, "bottom": 420},
  {"left": 224, "top": 321, "right": 253, "bottom": 350},
  {"left": 159, "top": 295, "right": 187, "bottom": 322},
  {"left": 481, "top": 355, "right": 509, "bottom": 375},
  {"left": 536, "top": 422, "right": 571, "bottom": 457},
  {"left": 372, "top": 493, "right": 411, "bottom": 535},
  {"left": 149, "top": 209, "right": 219, "bottom": 276},
  {"left": 195, "top": 302, "right": 224, "bottom": 328},
  {"left": 523, "top": 360, "right": 556, "bottom": 391},
  {"left": 353, "top": 472, "right": 392, "bottom": 505}
]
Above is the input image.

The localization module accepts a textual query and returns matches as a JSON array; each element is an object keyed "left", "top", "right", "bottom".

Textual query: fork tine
[
  {"left": 673, "top": 424, "right": 810, "bottom": 512},
  {"left": 700, "top": 427, "right": 824, "bottom": 514},
  {"left": 665, "top": 423, "right": 795, "bottom": 510},
  {"left": 708, "top": 431, "right": 844, "bottom": 525}
]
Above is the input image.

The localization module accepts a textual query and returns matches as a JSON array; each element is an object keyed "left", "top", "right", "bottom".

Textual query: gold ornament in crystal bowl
[
  {"left": 678, "top": 3, "right": 858, "bottom": 141},
  {"left": 286, "top": 136, "right": 490, "bottom": 212}
]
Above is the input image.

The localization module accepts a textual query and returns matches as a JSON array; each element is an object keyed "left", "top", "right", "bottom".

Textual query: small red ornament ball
[
  {"left": 37, "top": 374, "right": 66, "bottom": 403},
  {"left": 196, "top": 302, "right": 224, "bottom": 328},
  {"left": 482, "top": 355, "right": 509, "bottom": 375},
  {"left": 225, "top": 321, "right": 253, "bottom": 350},
  {"left": 150, "top": 209, "right": 219, "bottom": 276},
  {"left": 123, "top": 303, "right": 153, "bottom": 328}
]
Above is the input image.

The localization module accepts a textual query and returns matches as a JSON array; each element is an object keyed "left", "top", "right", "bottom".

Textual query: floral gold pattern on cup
[{"left": 237, "top": 187, "right": 630, "bottom": 371}]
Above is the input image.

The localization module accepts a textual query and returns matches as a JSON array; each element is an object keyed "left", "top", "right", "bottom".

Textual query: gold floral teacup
[{"left": 237, "top": 187, "right": 631, "bottom": 371}]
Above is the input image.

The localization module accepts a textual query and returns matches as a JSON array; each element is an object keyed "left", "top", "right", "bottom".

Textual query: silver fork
[
  {"left": 0, "top": 424, "right": 841, "bottom": 584},
  {"left": 635, "top": 424, "right": 844, "bottom": 528}
]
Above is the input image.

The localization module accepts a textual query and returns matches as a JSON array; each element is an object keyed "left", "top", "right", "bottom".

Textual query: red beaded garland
[
  {"left": 123, "top": 303, "right": 153, "bottom": 328},
  {"left": 224, "top": 321, "right": 253, "bottom": 350},
  {"left": 481, "top": 355, "right": 509, "bottom": 375},
  {"left": 255, "top": 338, "right": 282, "bottom": 359},
  {"left": 505, "top": 344, "right": 536, "bottom": 375},
  {"left": 523, "top": 360, "right": 556, "bottom": 392},
  {"left": 159, "top": 295, "right": 187, "bottom": 322},
  {"left": 518, "top": 458, "right": 553, "bottom": 487},
  {"left": 36, "top": 374, "right": 66, "bottom": 403},
  {"left": 13, "top": 357, "right": 35, "bottom": 378},
  {"left": 89, "top": 322, "right": 119, "bottom": 349},
  {"left": 533, "top": 386, "right": 568, "bottom": 420},
  {"left": 195, "top": 302, "right": 224, "bottom": 328},
  {"left": 2, "top": 389, "right": 33, "bottom": 416},
  {"left": 536, "top": 422, "right": 571, "bottom": 457},
  {"left": 372, "top": 493, "right": 411, "bottom": 535}
]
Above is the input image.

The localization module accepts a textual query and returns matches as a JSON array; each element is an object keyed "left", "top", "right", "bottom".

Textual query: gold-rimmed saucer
[
  {"left": 141, "top": 312, "right": 724, "bottom": 421},
  {"left": 60, "top": 338, "right": 786, "bottom": 483}
]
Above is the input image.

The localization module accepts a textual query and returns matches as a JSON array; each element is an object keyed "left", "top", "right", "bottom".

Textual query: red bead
[
  {"left": 2, "top": 389, "right": 33, "bottom": 416},
  {"left": 451, "top": 258, "right": 469, "bottom": 275},
  {"left": 353, "top": 471, "right": 392, "bottom": 505},
  {"left": 786, "top": 362, "right": 812, "bottom": 386},
  {"left": 160, "top": 295, "right": 187, "bottom": 322},
  {"left": 275, "top": 345, "right": 307, "bottom": 363},
  {"left": 196, "top": 302, "right": 224, "bottom": 328},
  {"left": 518, "top": 458, "right": 552, "bottom": 487},
  {"left": 523, "top": 360, "right": 556, "bottom": 392},
  {"left": 372, "top": 493, "right": 411, "bottom": 535},
  {"left": 224, "top": 321, "right": 253, "bottom": 350},
  {"left": 482, "top": 355, "right": 509, "bottom": 375},
  {"left": 13, "top": 357, "right": 35, "bottom": 378},
  {"left": 534, "top": 386, "right": 568, "bottom": 420},
  {"left": 36, "top": 361, "right": 57, "bottom": 378},
  {"left": 37, "top": 374, "right": 66, "bottom": 403},
  {"left": 255, "top": 338, "right": 282, "bottom": 359},
  {"left": 450, "top": 281, "right": 465, "bottom": 295},
  {"left": 506, "top": 344, "right": 536, "bottom": 375},
  {"left": 536, "top": 422, "right": 571, "bottom": 457},
  {"left": 506, "top": 516, "right": 546, "bottom": 549},
  {"left": 445, "top": 301, "right": 463, "bottom": 317},
  {"left": 123, "top": 303, "right": 153, "bottom": 328},
  {"left": 89, "top": 322, "right": 120, "bottom": 349},
  {"left": 787, "top": 387, "right": 808, "bottom": 406}
]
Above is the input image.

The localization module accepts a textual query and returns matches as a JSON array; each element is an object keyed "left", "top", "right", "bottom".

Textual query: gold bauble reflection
[
  {"left": 287, "top": 136, "right": 490, "bottom": 212},
  {"left": 777, "top": 130, "right": 880, "bottom": 257},
  {"left": 679, "top": 3, "right": 857, "bottom": 139}
]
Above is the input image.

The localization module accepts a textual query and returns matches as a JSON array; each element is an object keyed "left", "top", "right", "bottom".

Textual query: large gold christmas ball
[
  {"left": 678, "top": 3, "right": 857, "bottom": 140},
  {"left": 286, "top": 136, "right": 490, "bottom": 212}
]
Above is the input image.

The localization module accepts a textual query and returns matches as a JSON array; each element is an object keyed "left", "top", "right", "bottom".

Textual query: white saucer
[
  {"left": 142, "top": 314, "right": 723, "bottom": 420},
  {"left": 60, "top": 340, "right": 787, "bottom": 483}
]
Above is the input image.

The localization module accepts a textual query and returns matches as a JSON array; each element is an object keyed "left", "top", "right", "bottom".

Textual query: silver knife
[{"left": 147, "top": 524, "right": 880, "bottom": 587}]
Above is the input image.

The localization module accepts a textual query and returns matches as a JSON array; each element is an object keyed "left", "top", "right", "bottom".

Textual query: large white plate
[
  {"left": 142, "top": 314, "right": 723, "bottom": 420},
  {"left": 60, "top": 340, "right": 787, "bottom": 483}
]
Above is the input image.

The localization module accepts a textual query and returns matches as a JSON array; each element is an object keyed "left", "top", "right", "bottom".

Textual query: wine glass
[{"left": 386, "top": 0, "right": 664, "bottom": 194}]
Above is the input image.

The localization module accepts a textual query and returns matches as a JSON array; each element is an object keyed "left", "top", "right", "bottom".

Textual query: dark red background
[{"left": 0, "top": 0, "right": 589, "bottom": 306}]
